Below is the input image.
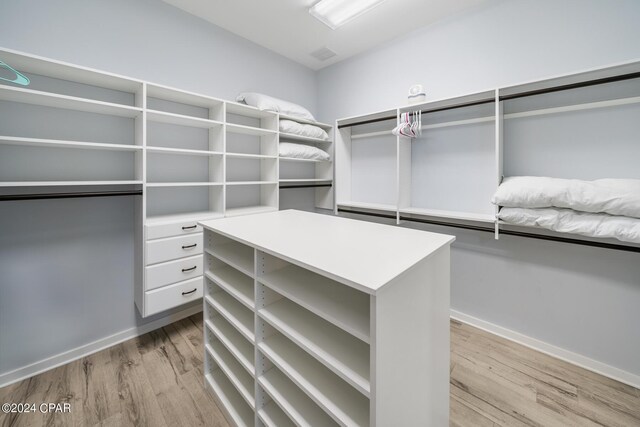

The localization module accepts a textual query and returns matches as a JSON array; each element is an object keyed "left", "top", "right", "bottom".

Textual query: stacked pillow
[
  {"left": 492, "top": 176, "right": 640, "bottom": 243},
  {"left": 279, "top": 119, "right": 329, "bottom": 140}
]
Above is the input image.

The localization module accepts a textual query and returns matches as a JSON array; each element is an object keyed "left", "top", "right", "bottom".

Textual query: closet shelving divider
[{"left": 335, "top": 59, "right": 640, "bottom": 252}]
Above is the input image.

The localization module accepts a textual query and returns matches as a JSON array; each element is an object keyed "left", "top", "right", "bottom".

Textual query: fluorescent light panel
[{"left": 309, "top": 0, "right": 387, "bottom": 30}]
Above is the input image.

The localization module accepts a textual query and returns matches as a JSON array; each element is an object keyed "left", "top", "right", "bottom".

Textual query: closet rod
[
  {"left": 499, "top": 71, "right": 640, "bottom": 101},
  {"left": 279, "top": 183, "right": 333, "bottom": 189},
  {"left": 337, "top": 98, "right": 495, "bottom": 129},
  {"left": 337, "top": 208, "right": 640, "bottom": 253},
  {"left": 0, "top": 190, "right": 143, "bottom": 201}
]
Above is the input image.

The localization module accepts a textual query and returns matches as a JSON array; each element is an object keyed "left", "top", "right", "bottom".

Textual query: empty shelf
[
  {"left": 260, "top": 334, "right": 369, "bottom": 426},
  {"left": 0, "top": 85, "right": 141, "bottom": 118},
  {"left": 226, "top": 123, "right": 277, "bottom": 136},
  {"left": 205, "top": 370, "right": 254, "bottom": 427},
  {"left": 206, "top": 267, "right": 254, "bottom": 309},
  {"left": 205, "top": 318, "right": 255, "bottom": 375},
  {"left": 226, "top": 152, "right": 277, "bottom": 159},
  {"left": 206, "top": 342, "right": 255, "bottom": 409},
  {"left": 145, "top": 182, "right": 222, "bottom": 187},
  {"left": 259, "top": 368, "right": 338, "bottom": 427},
  {"left": 225, "top": 206, "right": 277, "bottom": 217},
  {"left": 259, "top": 299, "right": 370, "bottom": 397},
  {"left": 0, "top": 135, "right": 142, "bottom": 151},
  {"left": 146, "top": 146, "right": 223, "bottom": 156},
  {"left": 258, "top": 401, "right": 295, "bottom": 427},
  {"left": 259, "top": 264, "right": 369, "bottom": 343},
  {"left": 400, "top": 207, "right": 495, "bottom": 223},
  {"left": 226, "top": 102, "right": 276, "bottom": 119},
  {"left": 0, "top": 181, "right": 142, "bottom": 187},
  {"left": 278, "top": 179, "right": 332, "bottom": 184},
  {"left": 205, "top": 241, "right": 254, "bottom": 277},
  {"left": 225, "top": 181, "right": 278, "bottom": 186},
  {"left": 337, "top": 201, "right": 396, "bottom": 213},
  {"left": 145, "top": 211, "right": 223, "bottom": 226},
  {"left": 205, "top": 293, "right": 255, "bottom": 342},
  {"left": 146, "top": 109, "right": 223, "bottom": 128}
]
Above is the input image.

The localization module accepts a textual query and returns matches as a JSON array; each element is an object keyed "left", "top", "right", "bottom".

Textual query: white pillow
[
  {"left": 498, "top": 207, "right": 640, "bottom": 244},
  {"left": 236, "top": 92, "right": 315, "bottom": 121},
  {"left": 279, "top": 142, "right": 330, "bottom": 161},
  {"left": 279, "top": 119, "right": 329, "bottom": 140},
  {"left": 492, "top": 176, "right": 640, "bottom": 219}
]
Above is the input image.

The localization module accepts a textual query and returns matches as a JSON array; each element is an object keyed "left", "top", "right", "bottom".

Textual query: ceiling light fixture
[{"left": 309, "top": 0, "right": 387, "bottom": 30}]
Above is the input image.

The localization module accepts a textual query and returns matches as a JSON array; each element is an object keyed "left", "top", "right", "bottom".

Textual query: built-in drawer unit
[
  {"left": 146, "top": 219, "right": 204, "bottom": 240},
  {"left": 145, "top": 233, "right": 203, "bottom": 265},
  {"left": 145, "top": 254, "right": 203, "bottom": 291},
  {"left": 145, "top": 276, "right": 203, "bottom": 316}
]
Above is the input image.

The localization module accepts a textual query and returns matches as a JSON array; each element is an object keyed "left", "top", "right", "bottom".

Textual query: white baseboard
[
  {"left": 451, "top": 309, "right": 640, "bottom": 390},
  {"left": 0, "top": 305, "right": 203, "bottom": 388}
]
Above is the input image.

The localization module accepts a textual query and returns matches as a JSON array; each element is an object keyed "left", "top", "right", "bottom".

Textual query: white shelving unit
[
  {"left": 335, "top": 60, "right": 640, "bottom": 249},
  {"left": 200, "top": 210, "right": 454, "bottom": 427},
  {"left": 0, "top": 47, "right": 335, "bottom": 317}
]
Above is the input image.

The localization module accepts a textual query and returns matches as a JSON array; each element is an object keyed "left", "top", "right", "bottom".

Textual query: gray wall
[
  {"left": 318, "top": 0, "right": 640, "bottom": 377},
  {"left": 0, "top": 0, "right": 316, "bottom": 378}
]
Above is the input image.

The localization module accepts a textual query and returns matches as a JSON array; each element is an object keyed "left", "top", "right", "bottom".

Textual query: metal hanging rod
[
  {"left": 337, "top": 98, "right": 495, "bottom": 129},
  {"left": 337, "top": 208, "right": 640, "bottom": 253},
  {"left": 0, "top": 190, "right": 143, "bottom": 201},
  {"left": 499, "top": 71, "right": 640, "bottom": 101},
  {"left": 279, "top": 183, "right": 333, "bottom": 189}
]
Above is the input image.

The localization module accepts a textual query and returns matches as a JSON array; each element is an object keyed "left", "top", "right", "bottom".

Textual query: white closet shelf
[
  {"left": 205, "top": 343, "right": 255, "bottom": 409},
  {"left": 205, "top": 294, "right": 255, "bottom": 343},
  {"left": 259, "top": 334, "right": 370, "bottom": 426},
  {"left": 225, "top": 206, "right": 278, "bottom": 217},
  {"left": 146, "top": 109, "right": 223, "bottom": 129},
  {"left": 259, "top": 299, "right": 370, "bottom": 397},
  {"left": 225, "top": 181, "right": 278, "bottom": 186},
  {"left": 258, "top": 401, "right": 296, "bottom": 427},
  {"left": 205, "top": 370, "right": 254, "bottom": 427},
  {"left": 400, "top": 207, "right": 495, "bottom": 223},
  {"left": 145, "top": 182, "right": 223, "bottom": 187},
  {"left": 146, "top": 146, "right": 223, "bottom": 156},
  {"left": 205, "top": 268, "right": 254, "bottom": 309},
  {"left": 226, "top": 123, "right": 277, "bottom": 137},
  {"left": 258, "top": 264, "right": 369, "bottom": 343},
  {"left": 0, "top": 85, "right": 141, "bottom": 118},
  {"left": 279, "top": 114, "right": 332, "bottom": 130},
  {"left": 205, "top": 242, "right": 255, "bottom": 278},
  {"left": 279, "top": 133, "right": 331, "bottom": 144},
  {"left": 0, "top": 180, "right": 142, "bottom": 187},
  {"left": 0, "top": 136, "right": 142, "bottom": 152},
  {"left": 1, "top": 48, "right": 143, "bottom": 94},
  {"left": 258, "top": 369, "right": 338, "bottom": 427},
  {"left": 337, "top": 201, "right": 397, "bottom": 213},
  {"left": 279, "top": 156, "right": 330, "bottom": 163},
  {"left": 147, "top": 83, "right": 224, "bottom": 110},
  {"left": 503, "top": 95, "right": 640, "bottom": 119},
  {"left": 145, "top": 211, "right": 223, "bottom": 226},
  {"left": 226, "top": 102, "right": 277, "bottom": 119},
  {"left": 279, "top": 179, "right": 332, "bottom": 184},
  {"left": 226, "top": 153, "right": 277, "bottom": 160},
  {"left": 205, "top": 318, "right": 255, "bottom": 376}
]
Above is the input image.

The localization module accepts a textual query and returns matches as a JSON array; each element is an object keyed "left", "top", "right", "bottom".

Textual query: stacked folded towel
[{"left": 492, "top": 176, "right": 640, "bottom": 243}]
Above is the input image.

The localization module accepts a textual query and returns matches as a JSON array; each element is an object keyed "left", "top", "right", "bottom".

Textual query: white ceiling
[{"left": 162, "top": 0, "right": 490, "bottom": 70}]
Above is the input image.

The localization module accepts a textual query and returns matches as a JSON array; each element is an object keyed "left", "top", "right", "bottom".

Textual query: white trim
[
  {"left": 0, "top": 305, "right": 202, "bottom": 388},
  {"left": 450, "top": 309, "right": 640, "bottom": 390}
]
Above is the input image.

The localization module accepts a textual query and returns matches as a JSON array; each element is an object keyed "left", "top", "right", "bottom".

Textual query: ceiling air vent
[{"left": 310, "top": 47, "right": 337, "bottom": 61}]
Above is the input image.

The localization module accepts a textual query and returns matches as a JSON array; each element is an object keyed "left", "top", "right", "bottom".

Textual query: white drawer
[
  {"left": 146, "top": 219, "right": 203, "bottom": 240},
  {"left": 145, "top": 255, "right": 203, "bottom": 291},
  {"left": 145, "top": 277, "right": 203, "bottom": 316},
  {"left": 146, "top": 233, "right": 203, "bottom": 265}
]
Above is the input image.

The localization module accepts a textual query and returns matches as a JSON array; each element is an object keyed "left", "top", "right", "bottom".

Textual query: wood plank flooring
[{"left": 1, "top": 315, "right": 638, "bottom": 427}]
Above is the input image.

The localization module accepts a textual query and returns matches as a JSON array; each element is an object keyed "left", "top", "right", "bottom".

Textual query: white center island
[{"left": 199, "top": 210, "right": 455, "bottom": 427}]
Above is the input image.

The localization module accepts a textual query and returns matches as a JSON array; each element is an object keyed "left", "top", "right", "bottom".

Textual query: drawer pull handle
[
  {"left": 182, "top": 225, "right": 197, "bottom": 230},
  {"left": 182, "top": 243, "right": 197, "bottom": 250},
  {"left": 182, "top": 266, "right": 197, "bottom": 272},
  {"left": 182, "top": 288, "right": 197, "bottom": 296}
]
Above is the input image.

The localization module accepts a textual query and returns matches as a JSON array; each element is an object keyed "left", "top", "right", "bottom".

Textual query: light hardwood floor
[{"left": 1, "top": 315, "right": 638, "bottom": 427}]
